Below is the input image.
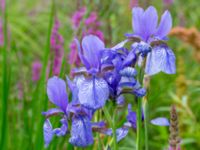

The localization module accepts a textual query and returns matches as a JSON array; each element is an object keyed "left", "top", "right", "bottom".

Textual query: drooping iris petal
[
  {"left": 78, "top": 77, "right": 109, "bottom": 110},
  {"left": 132, "top": 7, "right": 144, "bottom": 37},
  {"left": 116, "top": 95, "right": 125, "bottom": 106},
  {"left": 155, "top": 10, "right": 172, "bottom": 39},
  {"left": 116, "top": 127, "right": 129, "bottom": 142},
  {"left": 145, "top": 45, "right": 176, "bottom": 75},
  {"left": 69, "top": 115, "right": 94, "bottom": 147},
  {"left": 143, "top": 6, "right": 158, "bottom": 41},
  {"left": 42, "top": 108, "right": 63, "bottom": 117},
  {"left": 127, "top": 104, "right": 137, "bottom": 128},
  {"left": 133, "top": 88, "right": 146, "bottom": 97},
  {"left": 43, "top": 119, "right": 54, "bottom": 147},
  {"left": 151, "top": 117, "right": 170, "bottom": 126},
  {"left": 47, "top": 76, "right": 68, "bottom": 112},
  {"left": 53, "top": 118, "right": 68, "bottom": 136},
  {"left": 82, "top": 35, "right": 105, "bottom": 68},
  {"left": 91, "top": 121, "right": 106, "bottom": 128}
]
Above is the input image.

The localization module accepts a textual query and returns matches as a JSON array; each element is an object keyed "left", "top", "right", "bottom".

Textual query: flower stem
[
  {"left": 103, "top": 107, "right": 118, "bottom": 150},
  {"left": 136, "top": 67, "right": 145, "bottom": 150},
  {"left": 143, "top": 75, "right": 150, "bottom": 150},
  {"left": 143, "top": 97, "right": 149, "bottom": 150},
  {"left": 136, "top": 97, "right": 142, "bottom": 150},
  {"left": 1, "top": 1, "right": 8, "bottom": 149}
]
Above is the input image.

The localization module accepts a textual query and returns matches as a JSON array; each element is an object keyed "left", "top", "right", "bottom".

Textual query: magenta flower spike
[{"left": 50, "top": 18, "right": 64, "bottom": 75}]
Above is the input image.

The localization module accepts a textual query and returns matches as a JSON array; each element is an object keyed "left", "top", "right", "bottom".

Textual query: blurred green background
[{"left": 0, "top": 0, "right": 200, "bottom": 149}]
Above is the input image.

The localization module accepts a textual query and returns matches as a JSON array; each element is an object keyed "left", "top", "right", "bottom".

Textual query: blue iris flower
[
  {"left": 124, "top": 6, "right": 176, "bottom": 75},
  {"left": 74, "top": 35, "right": 109, "bottom": 110},
  {"left": 43, "top": 76, "right": 95, "bottom": 147}
]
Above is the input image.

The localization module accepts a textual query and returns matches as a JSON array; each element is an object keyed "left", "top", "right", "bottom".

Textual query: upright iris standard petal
[
  {"left": 132, "top": 7, "right": 144, "bottom": 37},
  {"left": 74, "top": 38, "right": 91, "bottom": 69},
  {"left": 145, "top": 45, "right": 176, "bottom": 75},
  {"left": 82, "top": 35, "right": 105, "bottom": 68},
  {"left": 78, "top": 77, "right": 109, "bottom": 109},
  {"left": 143, "top": 6, "right": 158, "bottom": 40},
  {"left": 47, "top": 76, "right": 68, "bottom": 111},
  {"left": 69, "top": 115, "right": 94, "bottom": 147},
  {"left": 155, "top": 10, "right": 172, "bottom": 39},
  {"left": 43, "top": 119, "right": 54, "bottom": 147}
]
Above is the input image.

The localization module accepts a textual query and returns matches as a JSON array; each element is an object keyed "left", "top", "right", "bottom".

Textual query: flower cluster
[
  {"left": 0, "top": 18, "right": 3, "bottom": 46},
  {"left": 32, "top": 60, "right": 42, "bottom": 82},
  {"left": 43, "top": 6, "right": 176, "bottom": 148}
]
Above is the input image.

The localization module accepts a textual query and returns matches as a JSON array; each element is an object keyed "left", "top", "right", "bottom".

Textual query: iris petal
[
  {"left": 151, "top": 117, "right": 170, "bottom": 126},
  {"left": 156, "top": 10, "right": 172, "bottom": 39},
  {"left": 43, "top": 119, "right": 54, "bottom": 147},
  {"left": 116, "top": 127, "right": 129, "bottom": 142},
  {"left": 78, "top": 77, "right": 109, "bottom": 110},
  {"left": 69, "top": 115, "right": 94, "bottom": 147},
  {"left": 42, "top": 108, "right": 63, "bottom": 117},
  {"left": 53, "top": 118, "right": 68, "bottom": 136},
  {"left": 82, "top": 35, "right": 105, "bottom": 68},
  {"left": 145, "top": 45, "right": 176, "bottom": 75},
  {"left": 143, "top": 6, "right": 158, "bottom": 41},
  {"left": 132, "top": 7, "right": 144, "bottom": 38},
  {"left": 47, "top": 76, "right": 68, "bottom": 112}
]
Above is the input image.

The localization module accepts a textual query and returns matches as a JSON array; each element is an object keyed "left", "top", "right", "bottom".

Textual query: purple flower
[
  {"left": 0, "top": 0, "right": 5, "bottom": 13},
  {"left": 43, "top": 76, "right": 109, "bottom": 147},
  {"left": 74, "top": 35, "right": 109, "bottom": 110},
  {"left": 68, "top": 41, "right": 81, "bottom": 66},
  {"left": 145, "top": 44, "right": 176, "bottom": 75},
  {"left": 0, "top": 18, "right": 3, "bottom": 46},
  {"left": 127, "top": 6, "right": 172, "bottom": 42},
  {"left": 50, "top": 18, "right": 64, "bottom": 75},
  {"left": 126, "top": 6, "right": 176, "bottom": 75},
  {"left": 130, "top": 0, "right": 138, "bottom": 8},
  {"left": 43, "top": 118, "right": 68, "bottom": 147},
  {"left": 46, "top": 76, "right": 68, "bottom": 112},
  {"left": 69, "top": 115, "right": 94, "bottom": 147},
  {"left": 151, "top": 117, "right": 170, "bottom": 126},
  {"left": 42, "top": 76, "right": 69, "bottom": 147},
  {"left": 85, "top": 12, "right": 98, "bottom": 25},
  {"left": 163, "top": 0, "right": 174, "bottom": 6},
  {"left": 32, "top": 60, "right": 42, "bottom": 82},
  {"left": 71, "top": 7, "right": 86, "bottom": 29},
  {"left": 127, "top": 104, "right": 137, "bottom": 128}
]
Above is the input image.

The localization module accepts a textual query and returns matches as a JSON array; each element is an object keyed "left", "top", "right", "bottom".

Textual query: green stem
[
  {"left": 143, "top": 75, "right": 150, "bottom": 150},
  {"left": 136, "top": 97, "right": 142, "bottom": 150},
  {"left": 1, "top": 1, "right": 8, "bottom": 149},
  {"left": 144, "top": 97, "right": 149, "bottom": 150},
  {"left": 136, "top": 67, "right": 145, "bottom": 150},
  {"left": 34, "top": 0, "right": 55, "bottom": 149},
  {"left": 112, "top": 111, "right": 117, "bottom": 150},
  {"left": 103, "top": 107, "right": 118, "bottom": 150}
]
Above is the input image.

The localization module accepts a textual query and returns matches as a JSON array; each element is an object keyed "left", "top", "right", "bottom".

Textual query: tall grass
[{"left": 1, "top": 0, "right": 9, "bottom": 149}]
